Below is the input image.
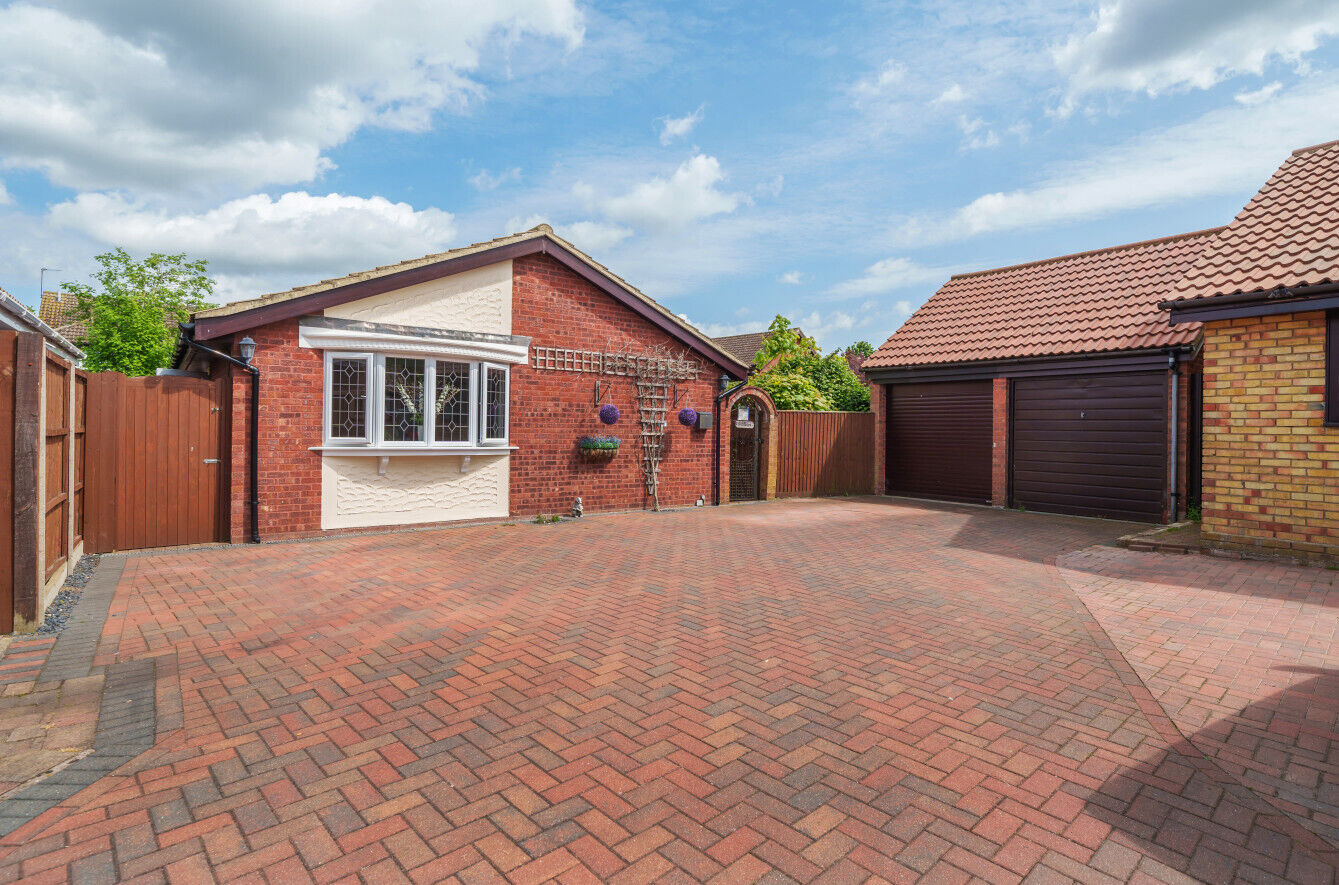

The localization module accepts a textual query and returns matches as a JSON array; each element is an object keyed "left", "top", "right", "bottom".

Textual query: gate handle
[{"left": 203, "top": 458, "right": 221, "bottom": 464}]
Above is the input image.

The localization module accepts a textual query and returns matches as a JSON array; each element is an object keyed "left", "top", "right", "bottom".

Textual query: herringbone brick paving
[
  {"left": 0, "top": 498, "right": 1334, "bottom": 883},
  {"left": 1060, "top": 547, "right": 1339, "bottom": 857}
]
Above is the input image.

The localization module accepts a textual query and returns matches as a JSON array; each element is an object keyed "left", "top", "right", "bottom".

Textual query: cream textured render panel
[
  {"left": 321, "top": 453, "right": 510, "bottom": 530},
  {"left": 324, "top": 260, "right": 512, "bottom": 334}
]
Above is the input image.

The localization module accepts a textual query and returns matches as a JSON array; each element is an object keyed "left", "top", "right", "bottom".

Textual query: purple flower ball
[
  {"left": 599, "top": 403, "right": 620, "bottom": 425},
  {"left": 678, "top": 407, "right": 698, "bottom": 427}
]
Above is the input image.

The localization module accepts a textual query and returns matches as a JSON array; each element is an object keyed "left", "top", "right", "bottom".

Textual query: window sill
[
  {"left": 312, "top": 445, "right": 514, "bottom": 475},
  {"left": 311, "top": 445, "right": 515, "bottom": 454}
]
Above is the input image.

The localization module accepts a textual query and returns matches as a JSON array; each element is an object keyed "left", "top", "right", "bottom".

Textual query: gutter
[
  {"left": 177, "top": 323, "right": 261, "bottom": 544},
  {"left": 712, "top": 370, "right": 753, "bottom": 506},
  {"left": 1161, "top": 281, "right": 1339, "bottom": 321}
]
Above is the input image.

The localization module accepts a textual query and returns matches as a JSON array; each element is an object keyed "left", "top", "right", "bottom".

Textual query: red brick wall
[
  {"left": 507, "top": 254, "right": 722, "bottom": 516},
  {"left": 870, "top": 383, "right": 886, "bottom": 493},
  {"left": 225, "top": 318, "right": 324, "bottom": 540},
  {"left": 217, "top": 255, "right": 738, "bottom": 538},
  {"left": 991, "top": 378, "right": 1008, "bottom": 506}
]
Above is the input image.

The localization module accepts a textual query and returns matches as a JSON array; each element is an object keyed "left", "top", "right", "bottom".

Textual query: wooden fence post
[{"left": 12, "top": 332, "right": 42, "bottom": 630}]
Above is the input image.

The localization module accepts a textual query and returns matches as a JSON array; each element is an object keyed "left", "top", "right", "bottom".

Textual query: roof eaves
[{"left": 0, "top": 287, "right": 85, "bottom": 360}]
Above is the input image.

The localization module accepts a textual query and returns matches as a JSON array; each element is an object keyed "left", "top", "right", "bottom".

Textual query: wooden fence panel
[
  {"left": 73, "top": 371, "right": 87, "bottom": 548},
  {"left": 85, "top": 373, "right": 227, "bottom": 553},
  {"left": 776, "top": 410, "right": 875, "bottom": 498},
  {"left": 43, "top": 353, "right": 71, "bottom": 581}
]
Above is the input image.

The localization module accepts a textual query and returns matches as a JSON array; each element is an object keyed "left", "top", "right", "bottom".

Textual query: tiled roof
[
  {"left": 193, "top": 224, "right": 746, "bottom": 374},
  {"left": 38, "top": 291, "right": 86, "bottom": 342},
  {"left": 1169, "top": 139, "right": 1339, "bottom": 301},
  {"left": 713, "top": 332, "right": 768, "bottom": 364},
  {"left": 865, "top": 229, "right": 1221, "bottom": 369}
]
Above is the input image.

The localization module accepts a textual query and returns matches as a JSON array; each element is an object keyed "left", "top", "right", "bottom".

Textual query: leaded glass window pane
[
  {"left": 384, "top": 357, "right": 425, "bottom": 442},
  {"left": 485, "top": 366, "right": 507, "bottom": 440},
  {"left": 434, "top": 361, "right": 470, "bottom": 443},
  {"left": 329, "top": 358, "right": 368, "bottom": 440}
]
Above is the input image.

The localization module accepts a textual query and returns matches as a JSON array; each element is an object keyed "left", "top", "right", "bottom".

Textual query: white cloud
[
  {"left": 49, "top": 192, "right": 458, "bottom": 286},
  {"left": 1235, "top": 81, "right": 1283, "bottom": 105},
  {"left": 506, "top": 213, "right": 633, "bottom": 252},
  {"left": 597, "top": 154, "right": 742, "bottom": 231},
  {"left": 895, "top": 74, "right": 1339, "bottom": 246},
  {"left": 469, "top": 167, "right": 522, "bottom": 190},
  {"left": 958, "top": 116, "right": 1000, "bottom": 150},
  {"left": 935, "top": 83, "right": 967, "bottom": 104},
  {"left": 562, "top": 220, "right": 634, "bottom": 252},
  {"left": 0, "top": 179, "right": 9, "bottom": 205},
  {"left": 0, "top": 1, "right": 583, "bottom": 192},
  {"left": 851, "top": 61, "right": 906, "bottom": 101},
  {"left": 824, "top": 257, "right": 953, "bottom": 298},
  {"left": 778, "top": 270, "right": 804, "bottom": 285},
  {"left": 659, "top": 105, "right": 704, "bottom": 145},
  {"left": 1057, "top": 0, "right": 1339, "bottom": 98},
  {"left": 796, "top": 310, "right": 856, "bottom": 350}
]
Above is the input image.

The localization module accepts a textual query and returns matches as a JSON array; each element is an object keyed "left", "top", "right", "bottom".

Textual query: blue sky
[{"left": 2, "top": 1, "right": 1339, "bottom": 351}]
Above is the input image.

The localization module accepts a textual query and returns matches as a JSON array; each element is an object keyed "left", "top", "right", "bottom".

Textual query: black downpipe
[
  {"left": 178, "top": 324, "right": 261, "bottom": 543},
  {"left": 713, "top": 372, "right": 752, "bottom": 506}
]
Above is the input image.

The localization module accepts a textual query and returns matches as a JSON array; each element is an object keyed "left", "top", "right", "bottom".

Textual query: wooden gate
[
  {"left": 776, "top": 410, "right": 874, "bottom": 497},
  {"left": 86, "top": 373, "right": 228, "bottom": 552}
]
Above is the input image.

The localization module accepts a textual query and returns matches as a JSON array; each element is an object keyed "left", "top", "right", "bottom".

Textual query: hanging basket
[{"left": 578, "top": 436, "right": 620, "bottom": 461}]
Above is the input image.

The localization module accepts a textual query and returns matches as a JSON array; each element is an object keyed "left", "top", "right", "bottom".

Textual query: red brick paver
[
  {"left": 1, "top": 498, "right": 1335, "bottom": 883},
  {"left": 1061, "top": 547, "right": 1339, "bottom": 856}
]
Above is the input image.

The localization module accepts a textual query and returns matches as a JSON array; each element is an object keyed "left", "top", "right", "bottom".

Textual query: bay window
[{"left": 323, "top": 352, "right": 506, "bottom": 447}]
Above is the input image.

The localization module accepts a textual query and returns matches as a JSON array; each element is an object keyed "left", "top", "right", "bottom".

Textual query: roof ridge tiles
[
  {"left": 1291, "top": 138, "right": 1339, "bottom": 156},
  {"left": 947, "top": 226, "right": 1228, "bottom": 281}
]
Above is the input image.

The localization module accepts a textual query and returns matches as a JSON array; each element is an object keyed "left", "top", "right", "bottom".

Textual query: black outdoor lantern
[{"left": 238, "top": 336, "right": 257, "bottom": 364}]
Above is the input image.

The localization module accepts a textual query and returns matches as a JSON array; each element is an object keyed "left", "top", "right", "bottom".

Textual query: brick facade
[
  {"left": 870, "top": 383, "right": 886, "bottom": 494},
  {"left": 1199, "top": 310, "right": 1339, "bottom": 560},
  {"left": 990, "top": 378, "right": 1009, "bottom": 506},
  {"left": 221, "top": 254, "right": 736, "bottom": 540},
  {"left": 225, "top": 318, "right": 324, "bottom": 542},
  {"left": 508, "top": 254, "right": 721, "bottom": 517}
]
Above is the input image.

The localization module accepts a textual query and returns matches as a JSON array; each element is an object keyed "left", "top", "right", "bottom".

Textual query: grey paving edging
[
  {"left": 0, "top": 658, "right": 155, "bottom": 836},
  {"left": 37, "top": 556, "right": 125, "bottom": 684},
  {"left": 0, "top": 557, "right": 156, "bottom": 837}
]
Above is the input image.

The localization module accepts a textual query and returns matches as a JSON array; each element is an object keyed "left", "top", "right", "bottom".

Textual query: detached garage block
[{"left": 865, "top": 229, "right": 1217, "bottom": 524}]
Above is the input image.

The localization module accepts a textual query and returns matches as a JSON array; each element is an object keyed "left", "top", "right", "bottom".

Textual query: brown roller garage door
[
  {"left": 887, "top": 381, "right": 992, "bottom": 504},
  {"left": 1011, "top": 372, "right": 1167, "bottom": 522}
]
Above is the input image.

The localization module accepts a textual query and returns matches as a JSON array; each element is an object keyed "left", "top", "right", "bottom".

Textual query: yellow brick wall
[{"left": 1201, "top": 310, "right": 1339, "bottom": 560}]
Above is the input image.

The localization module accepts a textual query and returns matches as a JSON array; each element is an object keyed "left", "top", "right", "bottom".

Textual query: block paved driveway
[{"left": 2, "top": 497, "right": 1336, "bottom": 883}]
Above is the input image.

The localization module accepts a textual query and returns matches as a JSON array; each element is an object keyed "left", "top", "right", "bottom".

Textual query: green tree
[
  {"left": 846, "top": 340, "right": 874, "bottom": 358},
  {"left": 750, "top": 315, "right": 870, "bottom": 411},
  {"left": 65, "top": 249, "right": 215, "bottom": 375}
]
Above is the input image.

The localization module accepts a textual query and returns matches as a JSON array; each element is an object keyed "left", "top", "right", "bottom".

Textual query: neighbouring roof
[
  {"left": 38, "top": 290, "right": 87, "bottom": 342},
  {"left": 191, "top": 225, "right": 748, "bottom": 375},
  {"left": 714, "top": 331, "right": 769, "bottom": 365},
  {"left": 713, "top": 328, "right": 810, "bottom": 367},
  {"left": 864, "top": 228, "right": 1221, "bottom": 370},
  {"left": 1168, "top": 139, "right": 1339, "bottom": 302},
  {"left": 0, "top": 286, "right": 84, "bottom": 360}
]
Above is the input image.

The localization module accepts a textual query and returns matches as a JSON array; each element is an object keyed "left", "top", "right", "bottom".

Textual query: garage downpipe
[
  {"left": 713, "top": 371, "right": 752, "bottom": 506},
  {"left": 179, "top": 324, "right": 262, "bottom": 543},
  {"left": 1168, "top": 351, "right": 1179, "bottom": 524}
]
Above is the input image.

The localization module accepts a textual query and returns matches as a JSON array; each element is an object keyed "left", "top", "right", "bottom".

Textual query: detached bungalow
[
  {"left": 176, "top": 225, "right": 751, "bottom": 541},
  {"left": 863, "top": 229, "right": 1218, "bottom": 523},
  {"left": 1162, "top": 139, "right": 1339, "bottom": 561}
]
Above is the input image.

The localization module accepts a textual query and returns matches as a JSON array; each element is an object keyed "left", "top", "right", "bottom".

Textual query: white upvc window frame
[
  {"left": 321, "top": 351, "right": 507, "bottom": 449},
  {"left": 479, "top": 362, "right": 510, "bottom": 446},
  {"left": 323, "top": 351, "right": 374, "bottom": 446},
  {"left": 429, "top": 359, "right": 478, "bottom": 448}
]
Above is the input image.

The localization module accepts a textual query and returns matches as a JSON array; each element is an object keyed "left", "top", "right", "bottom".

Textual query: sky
[{"left": 2, "top": 1, "right": 1339, "bottom": 352}]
